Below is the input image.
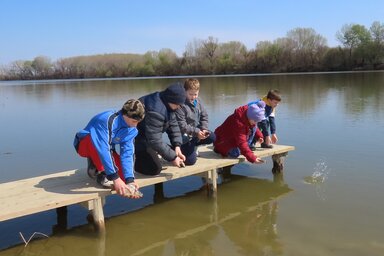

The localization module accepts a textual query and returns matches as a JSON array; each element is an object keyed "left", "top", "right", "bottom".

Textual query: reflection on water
[{"left": 0, "top": 173, "right": 291, "bottom": 256}]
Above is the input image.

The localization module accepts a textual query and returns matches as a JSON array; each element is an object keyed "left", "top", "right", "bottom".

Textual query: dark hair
[
  {"left": 121, "top": 99, "right": 145, "bottom": 121},
  {"left": 267, "top": 90, "right": 281, "bottom": 101}
]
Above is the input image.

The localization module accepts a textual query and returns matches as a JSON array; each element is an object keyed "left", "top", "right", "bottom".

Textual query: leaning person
[
  {"left": 249, "top": 89, "right": 282, "bottom": 149},
  {"left": 214, "top": 101, "right": 266, "bottom": 164},
  {"left": 73, "top": 99, "right": 145, "bottom": 198},
  {"left": 175, "top": 78, "right": 215, "bottom": 165},
  {"left": 134, "top": 82, "right": 187, "bottom": 175}
]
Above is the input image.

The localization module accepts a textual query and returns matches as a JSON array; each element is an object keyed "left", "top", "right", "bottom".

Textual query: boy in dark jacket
[
  {"left": 135, "top": 83, "right": 187, "bottom": 175},
  {"left": 175, "top": 78, "right": 215, "bottom": 165},
  {"left": 214, "top": 101, "right": 266, "bottom": 164}
]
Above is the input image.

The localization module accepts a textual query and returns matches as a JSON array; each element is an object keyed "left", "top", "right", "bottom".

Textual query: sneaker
[
  {"left": 249, "top": 143, "right": 256, "bottom": 151},
  {"left": 96, "top": 172, "right": 114, "bottom": 188},
  {"left": 87, "top": 158, "right": 98, "bottom": 179},
  {"left": 261, "top": 143, "right": 273, "bottom": 149}
]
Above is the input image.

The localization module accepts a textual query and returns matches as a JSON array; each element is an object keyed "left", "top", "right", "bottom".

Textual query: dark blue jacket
[
  {"left": 249, "top": 97, "right": 276, "bottom": 137},
  {"left": 136, "top": 91, "right": 183, "bottom": 161}
]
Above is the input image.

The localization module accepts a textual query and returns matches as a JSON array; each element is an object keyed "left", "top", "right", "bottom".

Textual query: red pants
[{"left": 77, "top": 135, "right": 124, "bottom": 181}]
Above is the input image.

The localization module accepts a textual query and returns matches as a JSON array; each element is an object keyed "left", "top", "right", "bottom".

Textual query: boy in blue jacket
[
  {"left": 249, "top": 89, "right": 281, "bottom": 150},
  {"left": 74, "top": 99, "right": 145, "bottom": 198}
]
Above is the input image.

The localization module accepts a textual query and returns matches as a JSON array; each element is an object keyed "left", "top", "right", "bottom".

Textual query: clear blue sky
[{"left": 1, "top": 0, "right": 383, "bottom": 65}]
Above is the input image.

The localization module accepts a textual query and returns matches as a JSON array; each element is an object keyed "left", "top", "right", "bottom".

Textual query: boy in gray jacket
[{"left": 175, "top": 78, "right": 215, "bottom": 165}]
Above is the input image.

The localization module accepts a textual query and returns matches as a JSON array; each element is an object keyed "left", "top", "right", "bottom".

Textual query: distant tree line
[{"left": 1, "top": 21, "right": 384, "bottom": 80}]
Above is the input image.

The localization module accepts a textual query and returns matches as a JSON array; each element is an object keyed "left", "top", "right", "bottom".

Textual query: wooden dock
[{"left": 0, "top": 144, "right": 294, "bottom": 231}]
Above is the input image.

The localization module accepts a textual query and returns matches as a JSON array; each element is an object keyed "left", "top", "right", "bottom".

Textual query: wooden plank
[
  {"left": 0, "top": 193, "right": 99, "bottom": 221},
  {"left": 0, "top": 169, "right": 94, "bottom": 199},
  {"left": 0, "top": 144, "right": 295, "bottom": 222}
]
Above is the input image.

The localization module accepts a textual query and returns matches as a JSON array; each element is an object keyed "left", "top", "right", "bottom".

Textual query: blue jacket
[
  {"left": 74, "top": 110, "right": 137, "bottom": 181},
  {"left": 248, "top": 97, "right": 276, "bottom": 137}
]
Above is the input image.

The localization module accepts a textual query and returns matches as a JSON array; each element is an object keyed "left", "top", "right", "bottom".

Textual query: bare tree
[
  {"left": 370, "top": 21, "right": 384, "bottom": 43},
  {"left": 181, "top": 38, "right": 205, "bottom": 74},
  {"left": 274, "top": 37, "right": 296, "bottom": 71},
  {"left": 201, "top": 36, "right": 219, "bottom": 74},
  {"left": 255, "top": 40, "right": 282, "bottom": 72},
  {"left": 156, "top": 48, "right": 179, "bottom": 75},
  {"left": 216, "top": 41, "right": 247, "bottom": 73},
  {"left": 286, "top": 28, "right": 327, "bottom": 70},
  {"left": 368, "top": 21, "right": 384, "bottom": 68},
  {"left": 7, "top": 60, "right": 35, "bottom": 79},
  {"left": 31, "top": 56, "right": 52, "bottom": 78}
]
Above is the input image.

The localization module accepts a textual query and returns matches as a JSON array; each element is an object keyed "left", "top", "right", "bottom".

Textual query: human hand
[
  {"left": 175, "top": 146, "right": 186, "bottom": 161},
  {"left": 113, "top": 178, "right": 129, "bottom": 196},
  {"left": 254, "top": 158, "right": 266, "bottom": 164},
  {"left": 114, "top": 178, "right": 143, "bottom": 198},
  {"left": 197, "top": 130, "right": 208, "bottom": 140},
  {"left": 172, "top": 156, "right": 185, "bottom": 167},
  {"left": 265, "top": 136, "right": 272, "bottom": 145},
  {"left": 271, "top": 134, "right": 278, "bottom": 144},
  {"left": 258, "top": 137, "right": 264, "bottom": 144}
]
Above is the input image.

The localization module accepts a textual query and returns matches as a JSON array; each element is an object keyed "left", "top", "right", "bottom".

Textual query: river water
[{"left": 0, "top": 72, "right": 384, "bottom": 255}]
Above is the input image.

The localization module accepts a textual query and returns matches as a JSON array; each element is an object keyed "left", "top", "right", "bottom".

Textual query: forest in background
[{"left": 1, "top": 21, "right": 384, "bottom": 80}]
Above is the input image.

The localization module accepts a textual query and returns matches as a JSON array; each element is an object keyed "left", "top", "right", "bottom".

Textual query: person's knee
[
  {"left": 152, "top": 165, "right": 162, "bottom": 175},
  {"left": 185, "top": 157, "right": 197, "bottom": 166},
  {"left": 185, "top": 152, "right": 197, "bottom": 166},
  {"left": 209, "top": 131, "right": 216, "bottom": 143},
  {"left": 228, "top": 148, "right": 240, "bottom": 158},
  {"left": 135, "top": 165, "right": 162, "bottom": 176}
]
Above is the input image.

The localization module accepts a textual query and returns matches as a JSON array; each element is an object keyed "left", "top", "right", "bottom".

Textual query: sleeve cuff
[
  {"left": 125, "top": 177, "right": 135, "bottom": 184},
  {"left": 106, "top": 173, "right": 120, "bottom": 181}
]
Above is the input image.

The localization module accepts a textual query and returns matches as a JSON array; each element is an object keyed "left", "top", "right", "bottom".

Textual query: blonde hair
[{"left": 184, "top": 78, "right": 200, "bottom": 91}]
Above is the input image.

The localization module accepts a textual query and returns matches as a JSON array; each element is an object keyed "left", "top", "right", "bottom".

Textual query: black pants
[{"left": 134, "top": 147, "right": 162, "bottom": 176}]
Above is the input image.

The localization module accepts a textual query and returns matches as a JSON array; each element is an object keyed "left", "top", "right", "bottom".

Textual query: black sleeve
[
  {"left": 167, "top": 112, "right": 183, "bottom": 148},
  {"left": 269, "top": 116, "right": 276, "bottom": 134},
  {"left": 145, "top": 110, "right": 177, "bottom": 161}
]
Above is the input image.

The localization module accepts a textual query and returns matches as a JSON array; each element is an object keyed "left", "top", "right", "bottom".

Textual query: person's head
[
  {"left": 247, "top": 101, "right": 266, "bottom": 125},
  {"left": 184, "top": 78, "right": 200, "bottom": 103},
  {"left": 121, "top": 99, "right": 145, "bottom": 127},
  {"left": 160, "top": 82, "right": 186, "bottom": 111},
  {"left": 266, "top": 89, "right": 281, "bottom": 108}
]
